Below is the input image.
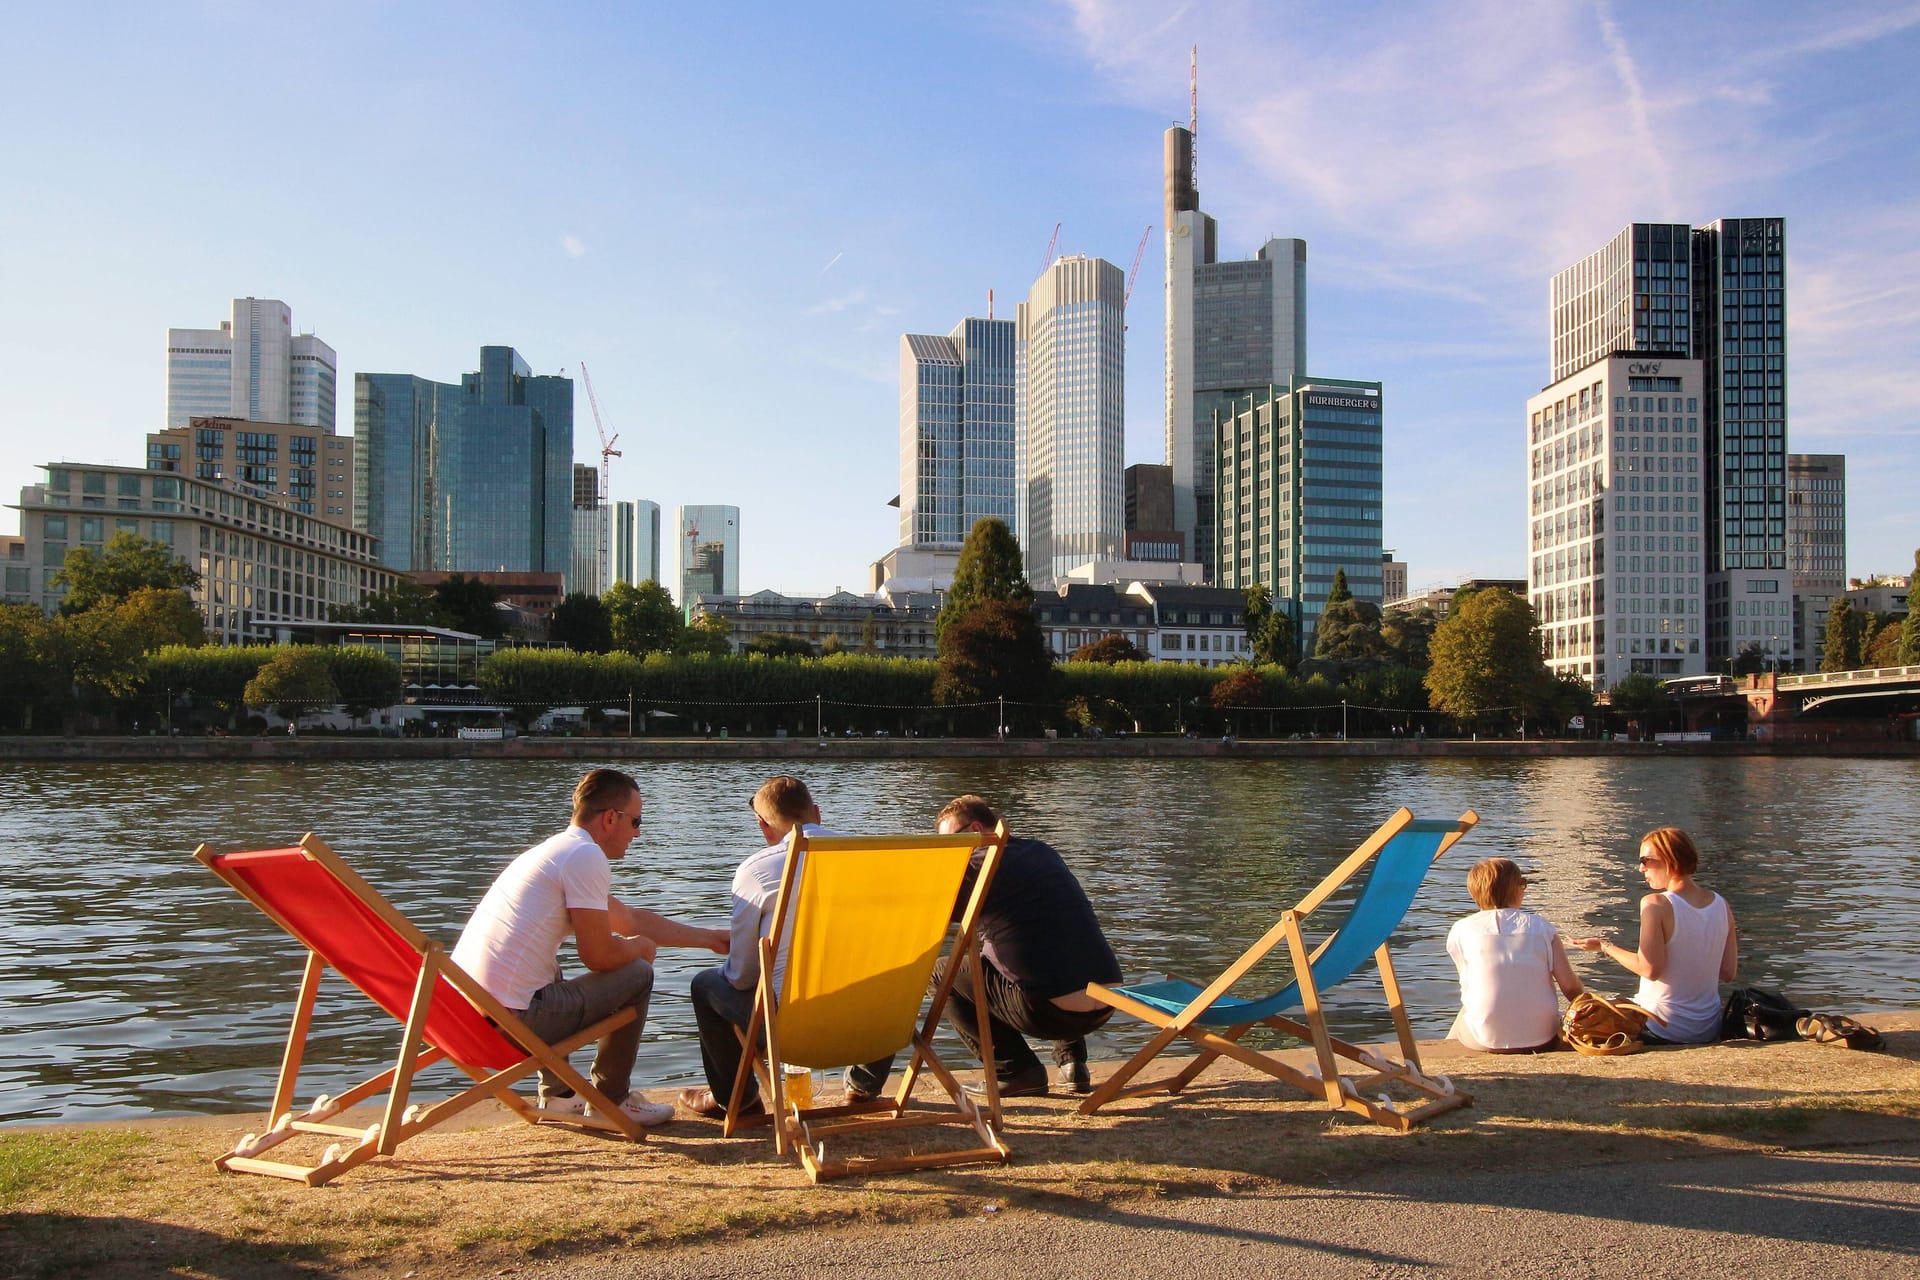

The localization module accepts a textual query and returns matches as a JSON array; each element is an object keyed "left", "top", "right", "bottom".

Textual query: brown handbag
[{"left": 1563, "top": 991, "right": 1652, "bottom": 1056}]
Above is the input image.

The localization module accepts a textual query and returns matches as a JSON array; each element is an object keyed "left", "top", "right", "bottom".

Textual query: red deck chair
[{"left": 196, "top": 833, "right": 644, "bottom": 1186}]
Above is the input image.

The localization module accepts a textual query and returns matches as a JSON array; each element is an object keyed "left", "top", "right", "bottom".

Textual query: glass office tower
[
  {"left": 353, "top": 346, "right": 572, "bottom": 574},
  {"left": 898, "top": 317, "right": 1017, "bottom": 550},
  {"left": 1214, "top": 377, "right": 1383, "bottom": 651},
  {"left": 1018, "top": 254, "right": 1126, "bottom": 587}
]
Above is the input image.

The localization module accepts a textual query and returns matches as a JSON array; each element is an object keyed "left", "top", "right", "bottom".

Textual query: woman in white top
[
  {"left": 1571, "top": 827, "right": 1739, "bottom": 1044},
  {"left": 1448, "top": 857, "right": 1583, "bottom": 1053}
]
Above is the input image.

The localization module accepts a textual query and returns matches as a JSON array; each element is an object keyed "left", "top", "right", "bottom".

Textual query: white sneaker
[
  {"left": 536, "top": 1090, "right": 588, "bottom": 1115},
  {"left": 586, "top": 1091, "right": 675, "bottom": 1128}
]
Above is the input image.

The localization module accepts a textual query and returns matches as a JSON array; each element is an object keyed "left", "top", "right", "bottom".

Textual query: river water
[{"left": 2, "top": 756, "right": 1915, "bottom": 1124}]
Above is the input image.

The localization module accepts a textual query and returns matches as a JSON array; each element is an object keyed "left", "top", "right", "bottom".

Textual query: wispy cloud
[
  {"left": 560, "top": 234, "right": 587, "bottom": 258},
  {"left": 806, "top": 288, "right": 867, "bottom": 316}
]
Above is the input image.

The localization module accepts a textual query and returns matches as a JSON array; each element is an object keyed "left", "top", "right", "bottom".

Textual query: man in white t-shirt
[{"left": 453, "top": 767, "right": 727, "bottom": 1127}]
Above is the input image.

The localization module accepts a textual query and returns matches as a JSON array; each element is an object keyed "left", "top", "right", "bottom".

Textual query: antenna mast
[{"left": 1189, "top": 45, "right": 1198, "bottom": 183}]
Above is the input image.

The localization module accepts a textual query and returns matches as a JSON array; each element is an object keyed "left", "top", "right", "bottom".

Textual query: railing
[{"left": 1779, "top": 665, "right": 1920, "bottom": 689}]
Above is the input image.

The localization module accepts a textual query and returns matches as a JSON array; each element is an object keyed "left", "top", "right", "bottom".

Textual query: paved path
[{"left": 552, "top": 1140, "right": 1920, "bottom": 1278}]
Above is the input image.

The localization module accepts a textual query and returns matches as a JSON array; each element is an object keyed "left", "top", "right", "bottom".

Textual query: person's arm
[
  {"left": 1719, "top": 902, "right": 1739, "bottom": 983},
  {"left": 1571, "top": 894, "right": 1668, "bottom": 980},
  {"left": 568, "top": 905, "right": 656, "bottom": 970},
  {"left": 1549, "top": 933, "right": 1584, "bottom": 1000},
  {"left": 609, "top": 897, "right": 728, "bottom": 953}
]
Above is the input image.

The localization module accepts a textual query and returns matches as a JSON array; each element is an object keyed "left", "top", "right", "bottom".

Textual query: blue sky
[{"left": 3, "top": 1, "right": 1916, "bottom": 597}]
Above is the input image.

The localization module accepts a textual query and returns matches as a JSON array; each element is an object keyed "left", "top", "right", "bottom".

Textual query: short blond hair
[
  {"left": 1466, "top": 857, "right": 1527, "bottom": 910},
  {"left": 751, "top": 775, "right": 814, "bottom": 826}
]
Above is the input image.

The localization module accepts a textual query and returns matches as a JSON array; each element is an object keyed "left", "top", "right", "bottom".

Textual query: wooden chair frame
[
  {"left": 1079, "top": 808, "right": 1478, "bottom": 1133},
  {"left": 722, "top": 823, "right": 1012, "bottom": 1181},
  {"left": 196, "top": 833, "right": 643, "bottom": 1186}
]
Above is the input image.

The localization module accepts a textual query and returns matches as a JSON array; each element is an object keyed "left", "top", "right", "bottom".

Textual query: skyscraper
[
  {"left": 1787, "top": 453, "right": 1845, "bottom": 670},
  {"left": 1163, "top": 125, "right": 1306, "bottom": 581},
  {"left": 1215, "top": 378, "right": 1384, "bottom": 652},
  {"left": 614, "top": 499, "right": 661, "bottom": 586},
  {"left": 570, "top": 463, "right": 608, "bottom": 596},
  {"left": 354, "top": 346, "right": 573, "bottom": 575},
  {"left": 166, "top": 298, "right": 336, "bottom": 431},
  {"left": 1691, "top": 218, "right": 1790, "bottom": 667},
  {"left": 1017, "top": 254, "right": 1125, "bottom": 586},
  {"left": 677, "top": 504, "right": 739, "bottom": 607},
  {"left": 897, "top": 318, "right": 1017, "bottom": 550},
  {"left": 1539, "top": 218, "right": 1790, "bottom": 683}
]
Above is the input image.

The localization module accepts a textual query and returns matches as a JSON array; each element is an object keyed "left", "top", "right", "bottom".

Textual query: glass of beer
[{"left": 782, "top": 1063, "right": 813, "bottom": 1109}]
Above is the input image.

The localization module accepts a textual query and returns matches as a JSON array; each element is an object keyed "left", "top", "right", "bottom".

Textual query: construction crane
[
  {"left": 578, "top": 361, "right": 620, "bottom": 592},
  {"left": 1124, "top": 225, "right": 1152, "bottom": 309},
  {"left": 1039, "top": 222, "right": 1061, "bottom": 278}
]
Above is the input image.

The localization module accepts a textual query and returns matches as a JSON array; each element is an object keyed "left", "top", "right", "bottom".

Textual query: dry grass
[{"left": 5, "top": 1016, "right": 1917, "bottom": 1279}]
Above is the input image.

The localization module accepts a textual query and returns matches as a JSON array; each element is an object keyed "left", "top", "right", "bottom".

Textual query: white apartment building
[
  {"left": 6, "top": 462, "right": 395, "bottom": 643},
  {"left": 1527, "top": 354, "right": 1708, "bottom": 690},
  {"left": 167, "top": 298, "right": 336, "bottom": 431}
]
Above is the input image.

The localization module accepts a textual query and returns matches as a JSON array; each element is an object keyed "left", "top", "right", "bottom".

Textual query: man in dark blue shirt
[{"left": 850, "top": 794, "right": 1122, "bottom": 1098}]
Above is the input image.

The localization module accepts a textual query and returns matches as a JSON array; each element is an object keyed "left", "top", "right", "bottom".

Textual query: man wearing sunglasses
[{"left": 453, "top": 767, "right": 727, "bottom": 1128}]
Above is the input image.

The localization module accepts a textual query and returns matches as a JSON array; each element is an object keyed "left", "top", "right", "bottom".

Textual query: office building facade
[
  {"left": 6, "top": 463, "right": 395, "bottom": 643},
  {"left": 1018, "top": 254, "right": 1125, "bottom": 587},
  {"left": 354, "top": 347, "right": 573, "bottom": 576},
  {"left": 569, "top": 464, "right": 607, "bottom": 596},
  {"left": 1692, "top": 218, "right": 1790, "bottom": 667},
  {"left": 166, "top": 298, "right": 336, "bottom": 431},
  {"left": 146, "top": 416, "right": 352, "bottom": 521},
  {"left": 614, "top": 499, "right": 661, "bottom": 586},
  {"left": 1527, "top": 353, "right": 1707, "bottom": 689},
  {"left": 1547, "top": 219, "right": 1790, "bottom": 676},
  {"left": 677, "top": 504, "right": 739, "bottom": 608},
  {"left": 1214, "top": 378, "right": 1384, "bottom": 652},
  {"left": 1787, "top": 453, "right": 1846, "bottom": 669},
  {"left": 898, "top": 318, "right": 1018, "bottom": 550},
  {"left": 1163, "top": 125, "right": 1306, "bottom": 581}
]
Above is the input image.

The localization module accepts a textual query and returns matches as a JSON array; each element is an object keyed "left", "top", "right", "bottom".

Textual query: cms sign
[{"left": 1628, "top": 362, "right": 1662, "bottom": 374}]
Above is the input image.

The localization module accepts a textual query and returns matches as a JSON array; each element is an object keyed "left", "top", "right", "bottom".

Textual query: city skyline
[{"left": 3, "top": 5, "right": 1917, "bottom": 600}]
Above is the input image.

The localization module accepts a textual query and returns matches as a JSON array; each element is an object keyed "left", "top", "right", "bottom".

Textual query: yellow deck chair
[{"left": 724, "top": 823, "right": 1011, "bottom": 1181}]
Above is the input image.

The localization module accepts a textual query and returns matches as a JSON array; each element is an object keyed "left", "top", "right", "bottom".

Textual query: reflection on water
[{"left": 2, "top": 756, "right": 1915, "bottom": 1123}]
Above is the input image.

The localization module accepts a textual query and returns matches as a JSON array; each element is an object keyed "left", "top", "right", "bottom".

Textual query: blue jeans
[{"left": 517, "top": 957, "right": 654, "bottom": 1103}]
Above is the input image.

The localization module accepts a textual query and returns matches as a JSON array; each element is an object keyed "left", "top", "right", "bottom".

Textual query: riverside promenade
[
  {"left": 2, "top": 733, "right": 1917, "bottom": 762},
  {"left": 4, "top": 1020, "right": 1916, "bottom": 1278}
]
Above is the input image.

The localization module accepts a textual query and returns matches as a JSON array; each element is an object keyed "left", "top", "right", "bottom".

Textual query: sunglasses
[
  {"left": 607, "top": 810, "right": 641, "bottom": 830},
  {"left": 1637, "top": 856, "right": 1659, "bottom": 868}
]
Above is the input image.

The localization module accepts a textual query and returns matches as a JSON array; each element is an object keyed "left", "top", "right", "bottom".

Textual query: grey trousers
[{"left": 515, "top": 957, "right": 655, "bottom": 1103}]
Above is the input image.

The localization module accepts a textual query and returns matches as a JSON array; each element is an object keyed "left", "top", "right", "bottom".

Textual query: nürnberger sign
[{"left": 1305, "top": 394, "right": 1379, "bottom": 410}]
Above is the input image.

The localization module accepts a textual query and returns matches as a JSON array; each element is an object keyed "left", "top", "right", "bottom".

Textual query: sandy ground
[{"left": 4, "top": 1012, "right": 1917, "bottom": 1278}]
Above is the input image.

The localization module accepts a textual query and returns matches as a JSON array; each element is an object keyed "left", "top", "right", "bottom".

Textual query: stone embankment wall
[{"left": 1, "top": 736, "right": 1915, "bottom": 762}]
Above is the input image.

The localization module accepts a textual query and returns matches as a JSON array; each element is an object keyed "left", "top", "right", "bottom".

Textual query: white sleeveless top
[{"left": 1635, "top": 890, "right": 1730, "bottom": 1043}]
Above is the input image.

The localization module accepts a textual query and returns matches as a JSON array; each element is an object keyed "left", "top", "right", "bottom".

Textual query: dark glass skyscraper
[{"left": 354, "top": 346, "right": 572, "bottom": 574}]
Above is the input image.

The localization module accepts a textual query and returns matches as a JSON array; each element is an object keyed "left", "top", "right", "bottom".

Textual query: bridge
[{"left": 1664, "top": 665, "right": 1920, "bottom": 742}]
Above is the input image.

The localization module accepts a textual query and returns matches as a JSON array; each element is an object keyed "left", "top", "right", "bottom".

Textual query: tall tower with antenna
[{"left": 1163, "top": 46, "right": 1309, "bottom": 583}]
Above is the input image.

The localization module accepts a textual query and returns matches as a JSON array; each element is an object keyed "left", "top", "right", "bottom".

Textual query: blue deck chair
[{"left": 1080, "top": 808, "right": 1477, "bottom": 1131}]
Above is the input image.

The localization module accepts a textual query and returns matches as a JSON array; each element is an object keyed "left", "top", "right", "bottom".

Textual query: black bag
[{"left": 1721, "top": 986, "right": 1808, "bottom": 1041}]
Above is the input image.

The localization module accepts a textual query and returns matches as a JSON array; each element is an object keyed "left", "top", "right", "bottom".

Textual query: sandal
[{"left": 1797, "top": 1014, "right": 1886, "bottom": 1051}]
